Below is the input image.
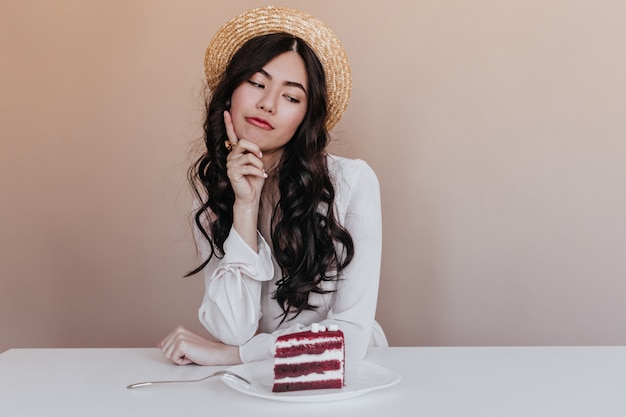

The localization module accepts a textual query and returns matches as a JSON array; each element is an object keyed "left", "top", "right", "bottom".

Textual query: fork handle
[{"left": 127, "top": 378, "right": 206, "bottom": 389}]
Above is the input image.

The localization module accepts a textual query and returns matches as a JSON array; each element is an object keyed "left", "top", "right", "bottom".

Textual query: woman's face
[{"left": 229, "top": 51, "right": 308, "bottom": 156}]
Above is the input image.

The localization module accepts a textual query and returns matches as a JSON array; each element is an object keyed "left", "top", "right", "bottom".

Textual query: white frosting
[
  {"left": 276, "top": 335, "right": 342, "bottom": 349},
  {"left": 274, "top": 369, "right": 343, "bottom": 384},
  {"left": 274, "top": 350, "right": 344, "bottom": 365}
]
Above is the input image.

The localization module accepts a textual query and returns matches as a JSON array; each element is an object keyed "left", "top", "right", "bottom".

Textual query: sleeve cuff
[
  {"left": 221, "top": 227, "right": 274, "bottom": 281},
  {"left": 239, "top": 333, "right": 274, "bottom": 363}
]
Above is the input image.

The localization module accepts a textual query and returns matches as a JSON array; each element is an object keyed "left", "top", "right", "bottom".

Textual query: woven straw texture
[{"left": 204, "top": 6, "right": 351, "bottom": 131}]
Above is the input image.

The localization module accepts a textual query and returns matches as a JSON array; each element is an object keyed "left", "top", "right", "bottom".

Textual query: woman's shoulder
[
  {"left": 326, "top": 154, "right": 380, "bottom": 218},
  {"left": 327, "top": 154, "right": 379, "bottom": 185}
]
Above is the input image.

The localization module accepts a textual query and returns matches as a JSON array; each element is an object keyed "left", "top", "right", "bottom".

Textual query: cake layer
[
  {"left": 274, "top": 359, "right": 342, "bottom": 378},
  {"left": 273, "top": 379, "right": 343, "bottom": 393},
  {"left": 275, "top": 340, "right": 343, "bottom": 357}
]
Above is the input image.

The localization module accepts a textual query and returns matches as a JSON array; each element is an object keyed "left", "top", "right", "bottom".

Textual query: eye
[
  {"left": 247, "top": 80, "right": 264, "bottom": 88},
  {"left": 284, "top": 95, "right": 301, "bottom": 103}
]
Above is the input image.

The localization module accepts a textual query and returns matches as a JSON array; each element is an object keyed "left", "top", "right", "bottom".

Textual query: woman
[{"left": 160, "top": 6, "right": 386, "bottom": 366}]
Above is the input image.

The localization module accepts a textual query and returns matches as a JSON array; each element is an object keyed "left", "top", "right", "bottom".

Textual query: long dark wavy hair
[{"left": 187, "top": 33, "right": 354, "bottom": 322}]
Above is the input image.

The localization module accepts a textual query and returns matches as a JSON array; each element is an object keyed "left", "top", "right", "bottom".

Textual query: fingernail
[{"left": 263, "top": 170, "right": 268, "bottom": 178}]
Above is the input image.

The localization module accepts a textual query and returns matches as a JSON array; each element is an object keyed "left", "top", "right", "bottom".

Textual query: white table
[{"left": 1, "top": 346, "right": 625, "bottom": 416}]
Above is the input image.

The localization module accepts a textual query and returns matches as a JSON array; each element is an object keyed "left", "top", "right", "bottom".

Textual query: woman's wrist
[
  {"left": 219, "top": 343, "right": 243, "bottom": 365},
  {"left": 232, "top": 201, "right": 260, "bottom": 251}
]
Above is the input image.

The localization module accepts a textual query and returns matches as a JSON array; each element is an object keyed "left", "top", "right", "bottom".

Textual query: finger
[
  {"left": 226, "top": 141, "right": 261, "bottom": 166},
  {"left": 229, "top": 165, "right": 268, "bottom": 181},
  {"left": 163, "top": 338, "right": 187, "bottom": 364},
  {"left": 159, "top": 334, "right": 174, "bottom": 353},
  {"left": 230, "top": 138, "right": 263, "bottom": 160},
  {"left": 227, "top": 152, "right": 264, "bottom": 171},
  {"left": 227, "top": 155, "right": 267, "bottom": 181},
  {"left": 159, "top": 326, "right": 189, "bottom": 357},
  {"left": 165, "top": 343, "right": 192, "bottom": 365},
  {"left": 171, "top": 341, "right": 194, "bottom": 365},
  {"left": 223, "top": 111, "right": 238, "bottom": 146},
  {"left": 223, "top": 113, "right": 263, "bottom": 159}
]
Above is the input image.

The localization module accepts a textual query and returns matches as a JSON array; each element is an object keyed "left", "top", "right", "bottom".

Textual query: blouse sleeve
[
  {"left": 197, "top": 226, "right": 274, "bottom": 346},
  {"left": 239, "top": 159, "right": 383, "bottom": 362}
]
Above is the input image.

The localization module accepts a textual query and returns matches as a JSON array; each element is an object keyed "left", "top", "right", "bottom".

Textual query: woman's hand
[
  {"left": 224, "top": 110, "right": 267, "bottom": 206},
  {"left": 159, "top": 326, "right": 242, "bottom": 366}
]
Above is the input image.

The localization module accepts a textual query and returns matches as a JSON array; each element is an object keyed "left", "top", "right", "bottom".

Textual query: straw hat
[{"left": 204, "top": 6, "right": 351, "bottom": 131}]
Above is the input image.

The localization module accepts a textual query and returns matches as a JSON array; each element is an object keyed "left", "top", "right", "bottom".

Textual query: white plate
[{"left": 221, "top": 359, "right": 401, "bottom": 402}]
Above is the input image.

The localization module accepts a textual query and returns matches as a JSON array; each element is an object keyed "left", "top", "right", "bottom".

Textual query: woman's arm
[
  {"left": 160, "top": 223, "right": 274, "bottom": 365},
  {"left": 159, "top": 326, "right": 242, "bottom": 366},
  {"left": 195, "top": 110, "right": 273, "bottom": 345}
]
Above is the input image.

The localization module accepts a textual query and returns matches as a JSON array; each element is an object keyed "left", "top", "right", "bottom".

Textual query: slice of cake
[{"left": 272, "top": 323, "right": 345, "bottom": 393}]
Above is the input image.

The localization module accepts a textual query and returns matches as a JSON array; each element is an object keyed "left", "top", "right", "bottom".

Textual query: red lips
[{"left": 245, "top": 116, "right": 274, "bottom": 130}]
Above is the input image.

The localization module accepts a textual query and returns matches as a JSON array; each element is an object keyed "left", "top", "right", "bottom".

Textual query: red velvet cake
[{"left": 272, "top": 323, "right": 345, "bottom": 392}]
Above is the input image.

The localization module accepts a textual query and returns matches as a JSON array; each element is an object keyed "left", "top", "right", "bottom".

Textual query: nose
[{"left": 257, "top": 92, "right": 276, "bottom": 114}]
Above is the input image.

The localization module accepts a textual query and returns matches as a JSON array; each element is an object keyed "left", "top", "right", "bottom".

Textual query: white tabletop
[{"left": 1, "top": 346, "right": 625, "bottom": 416}]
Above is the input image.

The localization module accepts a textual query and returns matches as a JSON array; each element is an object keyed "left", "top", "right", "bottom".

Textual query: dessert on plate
[{"left": 272, "top": 323, "right": 345, "bottom": 392}]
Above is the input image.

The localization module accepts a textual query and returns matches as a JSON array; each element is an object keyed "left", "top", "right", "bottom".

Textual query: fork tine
[{"left": 218, "top": 370, "right": 252, "bottom": 386}]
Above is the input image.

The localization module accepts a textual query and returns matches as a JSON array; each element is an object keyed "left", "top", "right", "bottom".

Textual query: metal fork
[{"left": 126, "top": 369, "right": 251, "bottom": 389}]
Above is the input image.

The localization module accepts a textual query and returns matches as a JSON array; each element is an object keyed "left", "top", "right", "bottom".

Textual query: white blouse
[{"left": 197, "top": 154, "right": 387, "bottom": 362}]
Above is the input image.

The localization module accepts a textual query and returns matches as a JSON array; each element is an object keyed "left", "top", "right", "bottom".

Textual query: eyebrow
[{"left": 258, "top": 68, "right": 307, "bottom": 95}]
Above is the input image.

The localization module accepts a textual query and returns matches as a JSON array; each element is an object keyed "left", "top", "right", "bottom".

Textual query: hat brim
[{"left": 204, "top": 6, "right": 351, "bottom": 131}]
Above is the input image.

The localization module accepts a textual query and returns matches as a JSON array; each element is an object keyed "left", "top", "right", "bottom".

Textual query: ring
[{"left": 224, "top": 140, "right": 234, "bottom": 151}]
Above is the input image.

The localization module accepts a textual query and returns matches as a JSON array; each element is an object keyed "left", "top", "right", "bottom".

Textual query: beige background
[{"left": 2, "top": 0, "right": 625, "bottom": 352}]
